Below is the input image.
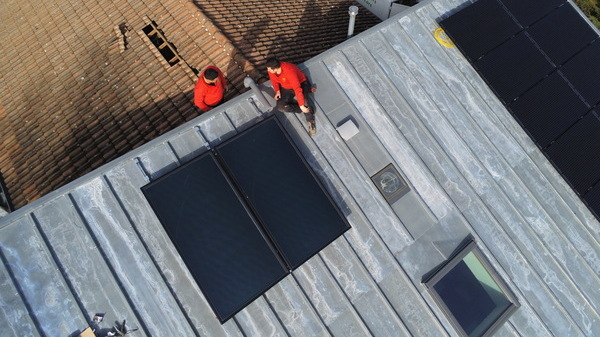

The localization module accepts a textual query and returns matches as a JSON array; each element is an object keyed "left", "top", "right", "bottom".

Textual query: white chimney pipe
[{"left": 348, "top": 6, "right": 359, "bottom": 38}]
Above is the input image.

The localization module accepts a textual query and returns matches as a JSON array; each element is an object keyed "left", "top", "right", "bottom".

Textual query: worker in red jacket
[
  {"left": 194, "top": 66, "right": 226, "bottom": 112},
  {"left": 266, "top": 57, "right": 316, "bottom": 136}
]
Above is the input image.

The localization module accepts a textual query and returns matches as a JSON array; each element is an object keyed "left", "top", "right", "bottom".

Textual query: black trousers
[{"left": 276, "top": 81, "right": 314, "bottom": 122}]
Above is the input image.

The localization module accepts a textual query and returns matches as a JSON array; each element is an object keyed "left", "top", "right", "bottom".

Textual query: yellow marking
[{"left": 434, "top": 27, "right": 455, "bottom": 48}]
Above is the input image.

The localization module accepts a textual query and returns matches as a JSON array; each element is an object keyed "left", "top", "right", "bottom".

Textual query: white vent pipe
[
  {"left": 348, "top": 6, "right": 359, "bottom": 38},
  {"left": 244, "top": 77, "right": 273, "bottom": 112}
]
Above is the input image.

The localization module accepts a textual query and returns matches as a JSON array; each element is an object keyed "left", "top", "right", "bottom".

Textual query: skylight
[{"left": 423, "top": 238, "right": 519, "bottom": 337}]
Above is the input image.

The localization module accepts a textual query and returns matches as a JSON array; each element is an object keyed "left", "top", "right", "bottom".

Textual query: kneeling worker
[
  {"left": 194, "top": 66, "right": 226, "bottom": 112},
  {"left": 266, "top": 57, "right": 316, "bottom": 136}
]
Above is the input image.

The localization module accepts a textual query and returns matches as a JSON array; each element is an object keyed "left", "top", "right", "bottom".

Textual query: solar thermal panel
[
  {"left": 142, "top": 152, "right": 288, "bottom": 322},
  {"left": 508, "top": 71, "right": 588, "bottom": 148},
  {"left": 526, "top": 3, "right": 598, "bottom": 66},
  {"left": 474, "top": 32, "right": 554, "bottom": 103},
  {"left": 561, "top": 40, "right": 600, "bottom": 107},
  {"left": 439, "top": 0, "right": 521, "bottom": 62},
  {"left": 500, "top": 0, "right": 566, "bottom": 27},
  {"left": 545, "top": 111, "right": 600, "bottom": 195},
  {"left": 217, "top": 117, "right": 350, "bottom": 269}
]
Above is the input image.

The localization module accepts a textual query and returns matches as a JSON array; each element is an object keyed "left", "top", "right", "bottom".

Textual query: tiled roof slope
[
  {"left": 0, "top": 0, "right": 262, "bottom": 208},
  {"left": 194, "top": 0, "right": 381, "bottom": 74}
]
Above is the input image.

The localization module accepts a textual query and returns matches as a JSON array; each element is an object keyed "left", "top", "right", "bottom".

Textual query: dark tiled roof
[
  {"left": 194, "top": 0, "right": 381, "bottom": 74},
  {"left": 0, "top": 0, "right": 379, "bottom": 208}
]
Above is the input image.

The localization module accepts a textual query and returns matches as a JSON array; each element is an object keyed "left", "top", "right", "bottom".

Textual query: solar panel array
[
  {"left": 441, "top": 0, "right": 600, "bottom": 217},
  {"left": 142, "top": 117, "right": 350, "bottom": 322}
]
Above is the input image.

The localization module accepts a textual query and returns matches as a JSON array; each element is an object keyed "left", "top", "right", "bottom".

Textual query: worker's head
[
  {"left": 203, "top": 68, "right": 219, "bottom": 84},
  {"left": 265, "top": 57, "right": 282, "bottom": 75}
]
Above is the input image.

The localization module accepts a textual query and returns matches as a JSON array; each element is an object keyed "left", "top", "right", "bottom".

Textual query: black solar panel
[
  {"left": 545, "top": 111, "right": 600, "bottom": 195},
  {"left": 142, "top": 116, "right": 350, "bottom": 322},
  {"left": 439, "top": 0, "right": 521, "bottom": 62},
  {"left": 526, "top": 4, "right": 598, "bottom": 66},
  {"left": 142, "top": 153, "right": 287, "bottom": 322},
  {"left": 561, "top": 40, "right": 600, "bottom": 107},
  {"left": 500, "top": 0, "right": 566, "bottom": 27},
  {"left": 474, "top": 32, "right": 554, "bottom": 103},
  {"left": 508, "top": 72, "right": 588, "bottom": 148},
  {"left": 442, "top": 0, "right": 600, "bottom": 220},
  {"left": 217, "top": 118, "right": 350, "bottom": 269},
  {"left": 583, "top": 182, "right": 600, "bottom": 219}
]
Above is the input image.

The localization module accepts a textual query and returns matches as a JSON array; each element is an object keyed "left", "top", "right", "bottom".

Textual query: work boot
[{"left": 307, "top": 120, "right": 316, "bottom": 136}]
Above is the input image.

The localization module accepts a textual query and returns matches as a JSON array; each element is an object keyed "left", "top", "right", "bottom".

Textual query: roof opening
[
  {"left": 423, "top": 237, "right": 519, "bottom": 337},
  {"left": 142, "top": 20, "right": 181, "bottom": 66}
]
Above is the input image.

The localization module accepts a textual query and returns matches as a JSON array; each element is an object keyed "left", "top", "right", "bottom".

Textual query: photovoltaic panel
[
  {"left": 500, "top": 0, "right": 566, "bottom": 27},
  {"left": 561, "top": 40, "right": 600, "bottom": 107},
  {"left": 474, "top": 32, "right": 554, "bottom": 103},
  {"left": 526, "top": 3, "right": 598, "bottom": 66},
  {"left": 545, "top": 111, "right": 600, "bottom": 195},
  {"left": 439, "top": 0, "right": 521, "bottom": 62},
  {"left": 217, "top": 117, "right": 350, "bottom": 269},
  {"left": 508, "top": 71, "right": 588, "bottom": 148},
  {"left": 142, "top": 153, "right": 288, "bottom": 322},
  {"left": 583, "top": 183, "right": 600, "bottom": 219}
]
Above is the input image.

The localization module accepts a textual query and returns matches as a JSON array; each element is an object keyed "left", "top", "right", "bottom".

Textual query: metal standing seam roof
[{"left": 0, "top": 0, "right": 599, "bottom": 336}]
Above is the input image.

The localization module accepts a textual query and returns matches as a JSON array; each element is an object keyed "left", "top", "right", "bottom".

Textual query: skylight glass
[{"left": 424, "top": 238, "right": 519, "bottom": 337}]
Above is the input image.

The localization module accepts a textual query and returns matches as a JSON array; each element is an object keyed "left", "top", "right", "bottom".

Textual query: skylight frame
[{"left": 423, "top": 237, "right": 519, "bottom": 337}]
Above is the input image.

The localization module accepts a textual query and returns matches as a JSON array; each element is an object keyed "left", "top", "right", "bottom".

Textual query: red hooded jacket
[
  {"left": 268, "top": 62, "right": 308, "bottom": 106},
  {"left": 194, "top": 66, "right": 226, "bottom": 112}
]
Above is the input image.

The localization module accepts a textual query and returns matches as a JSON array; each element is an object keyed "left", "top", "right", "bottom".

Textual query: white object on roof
[{"left": 336, "top": 119, "right": 360, "bottom": 140}]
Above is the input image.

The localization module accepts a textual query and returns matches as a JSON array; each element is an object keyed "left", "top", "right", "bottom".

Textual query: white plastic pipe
[
  {"left": 348, "top": 6, "right": 359, "bottom": 38},
  {"left": 244, "top": 77, "right": 273, "bottom": 111}
]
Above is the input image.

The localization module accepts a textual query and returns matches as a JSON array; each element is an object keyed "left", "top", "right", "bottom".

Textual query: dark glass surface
[
  {"left": 217, "top": 117, "right": 350, "bottom": 269},
  {"left": 474, "top": 32, "right": 554, "bottom": 103},
  {"left": 527, "top": 4, "right": 598, "bottom": 66},
  {"left": 142, "top": 153, "right": 287, "bottom": 322},
  {"left": 434, "top": 261, "right": 498, "bottom": 336},
  {"left": 545, "top": 111, "right": 600, "bottom": 195},
  {"left": 508, "top": 71, "right": 589, "bottom": 148},
  {"left": 500, "top": 0, "right": 566, "bottom": 27},
  {"left": 583, "top": 182, "right": 600, "bottom": 219},
  {"left": 561, "top": 41, "right": 600, "bottom": 107},
  {"left": 440, "top": 0, "right": 521, "bottom": 62}
]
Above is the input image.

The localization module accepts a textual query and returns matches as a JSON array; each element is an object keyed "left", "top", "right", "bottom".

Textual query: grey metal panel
[
  {"left": 167, "top": 127, "right": 210, "bottom": 164},
  {"left": 294, "top": 259, "right": 372, "bottom": 336},
  {"left": 0, "top": 258, "right": 41, "bottom": 337},
  {"left": 137, "top": 142, "right": 180, "bottom": 180},
  {"left": 32, "top": 195, "right": 142, "bottom": 335},
  {"left": 104, "top": 161, "right": 242, "bottom": 337},
  {"left": 196, "top": 111, "right": 237, "bottom": 146},
  {"left": 265, "top": 276, "right": 331, "bottom": 337},
  {"left": 234, "top": 297, "right": 289, "bottom": 337},
  {"left": 222, "top": 98, "right": 265, "bottom": 132},
  {"left": 321, "top": 240, "right": 411, "bottom": 337},
  {"left": 69, "top": 178, "right": 197, "bottom": 336},
  {"left": 0, "top": 216, "right": 85, "bottom": 337}
]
